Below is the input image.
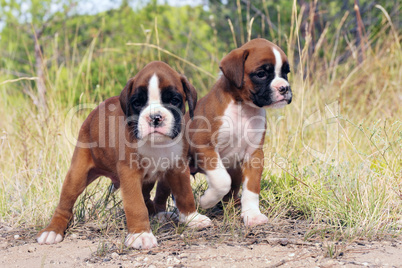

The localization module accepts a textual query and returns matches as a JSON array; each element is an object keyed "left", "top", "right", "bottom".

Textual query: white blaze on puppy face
[
  {"left": 148, "top": 73, "right": 160, "bottom": 104},
  {"left": 268, "top": 48, "right": 290, "bottom": 107},
  {"left": 137, "top": 73, "right": 175, "bottom": 142},
  {"left": 273, "top": 48, "right": 283, "bottom": 78},
  {"left": 271, "top": 48, "right": 290, "bottom": 90}
]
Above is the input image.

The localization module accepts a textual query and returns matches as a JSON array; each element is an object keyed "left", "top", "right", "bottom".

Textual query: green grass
[{"left": 0, "top": 1, "right": 401, "bottom": 246}]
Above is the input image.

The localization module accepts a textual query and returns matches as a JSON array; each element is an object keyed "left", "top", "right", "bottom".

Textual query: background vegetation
[{"left": 0, "top": 0, "right": 401, "bottom": 246}]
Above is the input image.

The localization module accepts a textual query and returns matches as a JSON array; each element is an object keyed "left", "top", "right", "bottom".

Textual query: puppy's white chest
[
  {"left": 137, "top": 140, "right": 183, "bottom": 179},
  {"left": 217, "top": 101, "right": 266, "bottom": 164}
]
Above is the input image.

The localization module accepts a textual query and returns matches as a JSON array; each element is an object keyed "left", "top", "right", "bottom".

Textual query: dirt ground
[{"left": 1, "top": 220, "right": 401, "bottom": 268}]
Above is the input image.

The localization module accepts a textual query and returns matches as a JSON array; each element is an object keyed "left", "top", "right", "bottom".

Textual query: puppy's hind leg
[
  {"left": 37, "top": 147, "right": 95, "bottom": 245},
  {"left": 222, "top": 167, "right": 242, "bottom": 206},
  {"left": 165, "top": 167, "right": 211, "bottom": 228},
  {"left": 152, "top": 179, "right": 180, "bottom": 223},
  {"left": 142, "top": 181, "right": 157, "bottom": 215},
  {"left": 143, "top": 180, "right": 177, "bottom": 222}
]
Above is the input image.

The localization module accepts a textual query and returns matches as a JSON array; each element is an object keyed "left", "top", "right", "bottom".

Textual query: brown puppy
[
  {"left": 37, "top": 61, "right": 211, "bottom": 249},
  {"left": 156, "top": 38, "right": 292, "bottom": 226}
]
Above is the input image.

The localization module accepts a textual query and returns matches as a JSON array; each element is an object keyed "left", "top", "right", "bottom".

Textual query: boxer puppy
[
  {"left": 154, "top": 38, "right": 292, "bottom": 226},
  {"left": 37, "top": 61, "right": 211, "bottom": 249}
]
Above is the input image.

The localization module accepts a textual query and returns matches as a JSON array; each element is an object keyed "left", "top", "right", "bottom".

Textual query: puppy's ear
[
  {"left": 219, "top": 48, "right": 249, "bottom": 89},
  {"left": 180, "top": 75, "right": 197, "bottom": 119},
  {"left": 119, "top": 78, "right": 134, "bottom": 116}
]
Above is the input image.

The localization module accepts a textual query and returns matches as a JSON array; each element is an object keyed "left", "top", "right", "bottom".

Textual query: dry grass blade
[
  {"left": 0, "top": 77, "right": 39, "bottom": 85},
  {"left": 375, "top": 4, "right": 401, "bottom": 49},
  {"left": 126, "top": 43, "right": 216, "bottom": 79}
]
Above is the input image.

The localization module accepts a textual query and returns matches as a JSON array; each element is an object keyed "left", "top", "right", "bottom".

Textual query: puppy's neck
[{"left": 216, "top": 76, "right": 253, "bottom": 104}]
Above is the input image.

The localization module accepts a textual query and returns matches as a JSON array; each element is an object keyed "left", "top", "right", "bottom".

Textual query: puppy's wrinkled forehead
[
  {"left": 133, "top": 62, "right": 184, "bottom": 96},
  {"left": 243, "top": 39, "right": 288, "bottom": 73}
]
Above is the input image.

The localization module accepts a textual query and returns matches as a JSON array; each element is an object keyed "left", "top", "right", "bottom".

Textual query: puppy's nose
[
  {"left": 278, "top": 86, "right": 290, "bottom": 95},
  {"left": 149, "top": 114, "right": 164, "bottom": 127}
]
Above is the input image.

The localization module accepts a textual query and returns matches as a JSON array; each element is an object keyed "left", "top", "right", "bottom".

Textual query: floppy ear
[
  {"left": 180, "top": 75, "right": 197, "bottom": 119},
  {"left": 219, "top": 48, "right": 249, "bottom": 89},
  {"left": 119, "top": 78, "right": 134, "bottom": 116}
]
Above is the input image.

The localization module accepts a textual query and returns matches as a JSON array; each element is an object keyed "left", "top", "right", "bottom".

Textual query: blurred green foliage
[{"left": 0, "top": 0, "right": 400, "bottom": 104}]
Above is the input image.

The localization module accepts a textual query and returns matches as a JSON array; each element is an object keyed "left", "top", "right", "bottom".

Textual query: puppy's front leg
[
  {"left": 118, "top": 164, "right": 157, "bottom": 250},
  {"left": 37, "top": 147, "right": 94, "bottom": 244},
  {"left": 197, "top": 149, "right": 232, "bottom": 209},
  {"left": 165, "top": 166, "right": 211, "bottom": 228},
  {"left": 241, "top": 148, "right": 268, "bottom": 226}
]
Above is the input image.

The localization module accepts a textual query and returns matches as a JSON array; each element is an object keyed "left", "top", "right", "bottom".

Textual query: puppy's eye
[
  {"left": 170, "top": 97, "right": 182, "bottom": 106},
  {"left": 132, "top": 99, "right": 143, "bottom": 108},
  {"left": 256, "top": 71, "right": 266, "bottom": 78}
]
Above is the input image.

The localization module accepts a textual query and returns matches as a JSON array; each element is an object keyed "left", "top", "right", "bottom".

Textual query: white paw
[
  {"left": 124, "top": 232, "right": 158, "bottom": 249},
  {"left": 179, "top": 212, "right": 212, "bottom": 229},
  {"left": 37, "top": 231, "right": 63, "bottom": 245},
  {"left": 155, "top": 211, "right": 179, "bottom": 223},
  {"left": 242, "top": 211, "right": 268, "bottom": 226}
]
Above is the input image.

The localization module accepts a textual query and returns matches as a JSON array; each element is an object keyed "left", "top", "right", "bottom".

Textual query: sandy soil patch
[{"left": 1, "top": 221, "right": 401, "bottom": 267}]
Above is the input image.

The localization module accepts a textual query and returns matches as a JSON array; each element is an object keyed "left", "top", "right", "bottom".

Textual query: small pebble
[
  {"left": 14, "top": 235, "right": 20, "bottom": 239},
  {"left": 280, "top": 238, "right": 288, "bottom": 246},
  {"left": 27, "top": 246, "right": 36, "bottom": 253},
  {"left": 3, "top": 226, "right": 12, "bottom": 232},
  {"left": 111, "top": 252, "right": 119, "bottom": 259}
]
